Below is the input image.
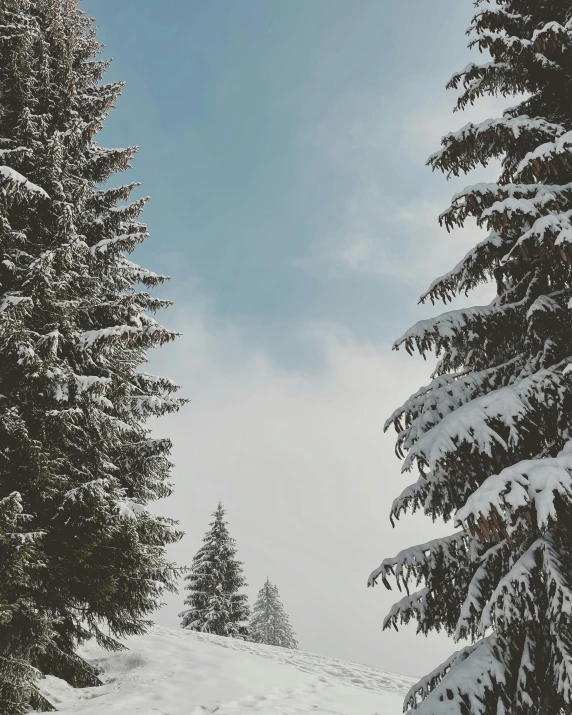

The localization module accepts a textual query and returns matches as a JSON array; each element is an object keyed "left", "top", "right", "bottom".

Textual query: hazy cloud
[
  {"left": 150, "top": 299, "right": 466, "bottom": 677},
  {"left": 297, "top": 81, "right": 515, "bottom": 296}
]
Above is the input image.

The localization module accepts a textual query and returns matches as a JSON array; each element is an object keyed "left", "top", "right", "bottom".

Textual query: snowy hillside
[{"left": 38, "top": 625, "right": 415, "bottom": 714}]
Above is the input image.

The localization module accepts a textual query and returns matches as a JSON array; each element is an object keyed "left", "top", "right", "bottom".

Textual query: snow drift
[{"left": 38, "top": 625, "right": 415, "bottom": 714}]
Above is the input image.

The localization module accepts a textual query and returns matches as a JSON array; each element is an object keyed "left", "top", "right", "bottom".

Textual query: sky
[{"left": 83, "top": 0, "right": 506, "bottom": 678}]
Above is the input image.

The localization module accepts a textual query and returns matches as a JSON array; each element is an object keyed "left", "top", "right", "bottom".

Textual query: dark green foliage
[{"left": 0, "top": 1, "right": 184, "bottom": 711}]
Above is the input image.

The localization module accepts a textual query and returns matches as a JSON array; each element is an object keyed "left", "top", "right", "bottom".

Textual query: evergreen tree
[
  {"left": 180, "top": 503, "right": 250, "bottom": 638},
  {"left": 368, "top": 2, "right": 572, "bottom": 714},
  {"left": 0, "top": 1, "right": 184, "bottom": 712},
  {"left": 249, "top": 579, "right": 298, "bottom": 649}
]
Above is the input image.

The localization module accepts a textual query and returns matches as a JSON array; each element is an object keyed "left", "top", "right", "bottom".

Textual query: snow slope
[{"left": 39, "top": 625, "right": 415, "bottom": 714}]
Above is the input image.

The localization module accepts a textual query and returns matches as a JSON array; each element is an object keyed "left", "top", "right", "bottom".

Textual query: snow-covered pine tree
[
  {"left": 249, "top": 579, "right": 298, "bottom": 649},
  {"left": 368, "top": 2, "right": 572, "bottom": 714},
  {"left": 180, "top": 503, "right": 250, "bottom": 638},
  {"left": 0, "top": 1, "right": 184, "bottom": 712}
]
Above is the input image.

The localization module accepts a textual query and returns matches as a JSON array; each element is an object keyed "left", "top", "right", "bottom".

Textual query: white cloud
[
  {"left": 400, "top": 91, "right": 518, "bottom": 164},
  {"left": 297, "top": 78, "right": 519, "bottom": 299},
  {"left": 296, "top": 180, "right": 495, "bottom": 310},
  {"left": 330, "top": 189, "right": 486, "bottom": 284},
  {"left": 150, "top": 300, "right": 464, "bottom": 678}
]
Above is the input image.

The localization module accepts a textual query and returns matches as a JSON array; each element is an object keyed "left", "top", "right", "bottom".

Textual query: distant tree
[
  {"left": 369, "top": 2, "right": 572, "bottom": 715},
  {"left": 180, "top": 503, "right": 250, "bottom": 638},
  {"left": 0, "top": 1, "right": 184, "bottom": 712},
  {"left": 249, "top": 579, "right": 298, "bottom": 649}
]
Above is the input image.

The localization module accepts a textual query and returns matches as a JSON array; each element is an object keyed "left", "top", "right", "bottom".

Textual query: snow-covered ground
[{"left": 39, "top": 625, "right": 415, "bottom": 714}]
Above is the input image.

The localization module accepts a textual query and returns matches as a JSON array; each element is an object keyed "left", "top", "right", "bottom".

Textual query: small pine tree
[
  {"left": 0, "top": 1, "right": 184, "bottom": 712},
  {"left": 369, "top": 2, "right": 572, "bottom": 714},
  {"left": 249, "top": 579, "right": 298, "bottom": 649},
  {"left": 180, "top": 503, "right": 250, "bottom": 638}
]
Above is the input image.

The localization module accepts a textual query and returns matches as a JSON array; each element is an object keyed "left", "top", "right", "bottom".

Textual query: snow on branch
[
  {"left": 482, "top": 196, "right": 541, "bottom": 223},
  {"left": 382, "top": 588, "right": 429, "bottom": 632},
  {"left": 438, "top": 182, "right": 572, "bottom": 240},
  {"left": 118, "top": 257, "right": 169, "bottom": 287},
  {"left": 0, "top": 294, "right": 33, "bottom": 318},
  {"left": 447, "top": 60, "right": 510, "bottom": 91},
  {"left": 85, "top": 182, "right": 141, "bottom": 212},
  {"left": 517, "top": 131, "right": 572, "bottom": 181},
  {"left": 46, "top": 372, "right": 113, "bottom": 404},
  {"left": 455, "top": 541, "right": 508, "bottom": 641},
  {"left": 554, "top": 632, "right": 572, "bottom": 703},
  {"left": 368, "top": 532, "right": 470, "bottom": 592},
  {"left": 481, "top": 540, "right": 540, "bottom": 631},
  {"left": 419, "top": 231, "right": 503, "bottom": 305},
  {"left": 385, "top": 373, "right": 461, "bottom": 432},
  {"left": 531, "top": 21, "right": 570, "bottom": 50},
  {"left": 90, "top": 233, "right": 146, "bottom": 257},
  {"left": 429, "top": 116, "right": 565, "bottom": 178},
  {"left": 403, "top": 636, "right": 507, "bottom": 715},
  {"left": 393, "top": 303, "right": 518, "bottom": 357},
  {"left": 456, "top": 444, "right": 572, "bottom": 534},
  {"left": 386, "top": 357, "right": 521, "bottom": 459},
  {"left": 526, "top": 294, "right": 561, "bottom": 319},
  {"left": 78, "top": 323, "right": 178, "bottom": 351},
  {"left": 447, "top": 58, "right": 522, "bottom": 113},
  {"left": 471, "top": 30, "right": 533, "bottom": 55},
  {"left": 402, "top": 369, "right": 567, "bottom": 475},
  {"left": 133, "top": 372, "right": 180, "bottom": 394},
  {"left": 442, "top": 116, "right": 563, "bottom": 152},
  {"left": 507, "top": 210, "right": 572, "bottom": 257},
  {"left": 467, "top": 534, "right": 572, "bottom": 648},
  {"left": 62, "top": 478, "right": 113, "bottom": 506},
  {"left": 542, "top": 534, "right": 572, "bottom": 624},
  {"left": 84, "top": 145, "right": 138, "bottom": 183},
  {"left": 0, "top": 165, "right": 49, "bottom": 199},
  {"left": 129, "top": 395, "right": 183, "bottom": 417},
  {"left": 114, "top": 500, "right": 148, "bottom": 519},
  {"left": 388, "top": 469, "right": 451, "bottom": 523}
]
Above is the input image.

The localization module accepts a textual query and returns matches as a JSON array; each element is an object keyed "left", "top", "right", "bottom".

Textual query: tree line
[{"left": 180, "top": 502, "right": 298, "bottom": 650}]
